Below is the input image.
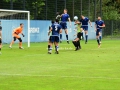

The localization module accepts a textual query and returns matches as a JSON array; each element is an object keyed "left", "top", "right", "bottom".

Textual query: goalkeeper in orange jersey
[{"left": 9, "top": 23, "right": 25, "bottom": 49}]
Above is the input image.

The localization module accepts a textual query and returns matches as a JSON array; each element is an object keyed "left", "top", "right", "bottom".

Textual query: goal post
[{"left": 0, "top": 9, "right": 30, "bottom": 47}]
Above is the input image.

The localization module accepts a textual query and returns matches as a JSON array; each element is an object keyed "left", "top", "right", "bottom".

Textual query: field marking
[{"left": 0, "top": 73, "right": 120, "bottom": 80}]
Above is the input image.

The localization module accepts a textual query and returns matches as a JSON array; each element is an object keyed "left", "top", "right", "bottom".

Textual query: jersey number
[{"left": 55, "top": 26, "right": 58, "bottom": 31}]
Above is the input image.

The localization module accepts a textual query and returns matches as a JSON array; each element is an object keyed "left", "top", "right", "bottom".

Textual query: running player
[
  {"left": 0, "top": 21, "right": 2, "bottom": 54},
  {"left": 72, "top": 20, "right": 83, "bottom": 51},
  {"left": 95, "top": 16, "right": 105, "bottom": 48},
  {"left": 80, "top": 15, "right": 92, "bottom": 44},
  {"left": 9, "top": 23, "right": 25, "bottom": 49},
  {"left": 60, "top": 9, "right": 71, "bottom": 44},
  {"left": 48, "top": 19, "right": 62, "bottom": 54}
]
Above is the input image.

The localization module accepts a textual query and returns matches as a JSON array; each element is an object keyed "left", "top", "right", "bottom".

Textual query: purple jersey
[
  {"left": 61, "top": 14, "right": 70, "bottom": 22},
  {"left": 95, "top": 20, "right": 104, "bottom": 29},
  {"left": 80, "top": 17, "right": 89, "bottom": 26},
  {"left": 51, "top": 23, "right": 61, "bottom": 36}
]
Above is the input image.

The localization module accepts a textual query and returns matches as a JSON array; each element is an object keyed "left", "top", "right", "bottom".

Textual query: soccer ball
[{"left": 74, "top": 16, "right": 78, "bottom": 20}]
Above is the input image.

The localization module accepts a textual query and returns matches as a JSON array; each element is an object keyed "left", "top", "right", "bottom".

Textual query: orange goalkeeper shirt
[{"left": 14, "top": 27, "right": 23, "bottom": 35}]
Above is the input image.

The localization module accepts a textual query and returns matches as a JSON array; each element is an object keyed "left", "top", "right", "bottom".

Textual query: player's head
[
  {"left": 98, "top": 16, "right": 101, "bottom": 20},
  {"left": 56, "top": 12, "right": 60, "bottom": 15},
  {"left": 51, "top": 20, "right": 54, "bottom": 24},
  {"left": 20, "top": 23, "right": 24, "bottom": 28},
  {"left": 81, "top": 15, "right": 85, "bottom": 19},
  {"left": 55, "top": 19, "right": 59, "bottom": 23},
  {"left": 64, "top": 9, "right": 68, "bottom": 13}
]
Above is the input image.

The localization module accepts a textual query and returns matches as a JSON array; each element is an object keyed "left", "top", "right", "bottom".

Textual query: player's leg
[
  {"left": 54, "top": 36, "right": 59, "bottom": 54},
  {"left": 72, "top": 38, "right": 80, "bottom": 51},
  {"left": 0, "top": 38, "right": 2, "bottom": 54},
  {"left": 64, "top": 23, "right": 69, "bottom": 44},
  {"left": 48, "top": 36, "right": 54, "bottom": 54},
  {"left": 9, "top": 37, "right": 17, "bottom": 48},
  {"left": 65, "top": 29, "right": 69, "bottom": 44},
  {"left": 17, "top": 38, "right": 23, "bottom": 49},
  {"left": 99, "top": 31, "right": 102, "bottom": 43},
  {"left": 48, "top": 36, "right": 51, "bottom": 51},
  {"left": 84, "top": 30, "right": 88, "bottom": 44},
  {"left": 96, "top": 31, "right": 100, "bottom": 48},
  {"left": 84, "top": 26, "right": 88, "bottom": 44},
  {"left": 60, "top": 23, "right": 63, "bottom": 43}
]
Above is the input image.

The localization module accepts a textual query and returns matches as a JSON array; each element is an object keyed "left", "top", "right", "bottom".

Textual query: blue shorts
[
  {"left": 96, "top": 29, "right": 101, "bottom": 36},
  {"left": 81, "top": 26, "right": 88, "bottom": 31},
  {"left": 60, "top": 22, "right": 67, "bottom": 29},
  {"left": 50, "top": 36, "right": 59, "bottom": 43}
]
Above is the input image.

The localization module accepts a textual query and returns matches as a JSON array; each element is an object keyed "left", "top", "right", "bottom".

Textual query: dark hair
[
  {"left": 51, "top": 20, "right": 54, "bottom": 24},
  {"left": 55, "top": 19, "right": 59, "bottom": 22},
  {"left": 56, "top": 12, "right": 60, "bottom": 15},
  {"left": 20, "top": 23, "right": 23, "bottom": 26}
]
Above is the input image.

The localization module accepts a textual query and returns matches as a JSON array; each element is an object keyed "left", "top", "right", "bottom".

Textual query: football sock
[
  {"left": 0, "top": 48, "right": 1, "bottom": 51},
  {"left": 77, "top": 41, "right": 80, "bottom": 48},
  {"left": 48, "top": 45, "right": 50, "bottom": 51},
  {"left": 66, "top": 34, "right": 68, "bottom": 41},
  {"left": 85, "top": 34, "right": 88, "bottom": 42},
  {"left": 60, "top": 34, "right": 62, "bottom": 41},
  {"left": 72, "top": 41, "right": 77, "bottom": 47},
  {"left": 97, "top": 38, "right": 100, "bottom": 45},
  {"left": 56, "top": 46, "right": 59, "bottom": 51},
  {"left": 99, "top": 36, "right": 102, "bottom": 42}
]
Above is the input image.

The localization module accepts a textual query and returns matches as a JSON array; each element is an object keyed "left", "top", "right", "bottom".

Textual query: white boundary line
[{"left": 0, "top": 73, "right": 120, "bottom": 80}]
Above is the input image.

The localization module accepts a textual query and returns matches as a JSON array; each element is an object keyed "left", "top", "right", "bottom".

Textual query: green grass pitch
[{"left": 0, "top": 40, "right": 120, "bottom": 90}]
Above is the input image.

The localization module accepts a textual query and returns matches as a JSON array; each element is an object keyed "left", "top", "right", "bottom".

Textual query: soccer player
[
  {"left": 9, "top": 23, "right": 25, "bottom": 49},
  {"left": 95, "top": 16, "right": 105, "bottom": 48},
  {"left": 48, "top": 20, "right": 54, "bottom": 51},
  {"left": 80, "top": 15, "right": 92, "bottom": 44},
  {"left": 0, "top": 21, "right": 2, "bottom": 54},
  {"left": 60, "top": 9, "right": 71, "bottom": 44},
  {"left": 72, "top": 20, "right": 82, "bottom": 51},
  {"left": 48, "top": 19, "right": 62, "bottom": 54}
]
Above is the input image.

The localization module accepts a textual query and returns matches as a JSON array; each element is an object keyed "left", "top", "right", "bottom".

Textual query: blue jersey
[
  {"left": 61, "top": 13, "right": 70, "bottom": 22},
  {"left": 95, "top": 20, "right": 104, "bottom": 29},
  {"left": 51, "top": 23, "right": 61, "bottom": 36},
  {"left": 80, "top": 17, "right": 89, "bottom": 26}
]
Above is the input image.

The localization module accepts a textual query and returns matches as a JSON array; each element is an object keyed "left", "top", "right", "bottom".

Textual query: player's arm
[
  {"left": 48, "top": 27, "right": 52, "bottom": 36},
  {"left": 88, "top": 20, "right": 92, "bottom": 27},
  {"left": 0, "top": 31, "right": 2, "bottom": 38},
  {"left": 68, "top": 18, "right": 71, "bottom": 26},
  {"left": 94, "top": 23, "right": 97, "bottom": 31},
  {"left": 99, "top": 23, "right": 105, "bottom": 28}
]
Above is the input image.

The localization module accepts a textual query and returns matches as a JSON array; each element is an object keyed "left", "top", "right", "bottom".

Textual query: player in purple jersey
[
  {"left": 60, "top": 9, "right": 71, "bottom": 44},
  {"left": 80, "top": 15, "right": 92, "bottom": 44},
  {"left": 48, "top": 19, "right": 62, "bottom": 54},
  {"left": 95, "top": 16, "right": 105, "bottom": 48},
  {"left": 0, "top": 21, "right": 2, "bottom": 54}
]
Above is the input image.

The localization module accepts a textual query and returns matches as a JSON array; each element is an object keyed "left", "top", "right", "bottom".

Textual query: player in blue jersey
[
  {"left": 48, "top": 19, "right": 62, "bottom": 54},
  {"left": 95, "top": 16, "right": 105, "bottom": 48},
  {"left": 0, "top": 21, "right": 2, "bottom": 54},
  {"left": 60, "top": 9, "right": 71, "bottom": 44},
  {"left": 80, "top": 15, "right": 92, "bottom": 44}
]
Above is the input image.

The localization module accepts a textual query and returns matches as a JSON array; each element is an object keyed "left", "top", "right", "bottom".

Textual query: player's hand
[
  {"left": 23, "top": 34, "right": 25, "bottom": 37},
  {"left": 22, "top": 34, "right": 25, "bottom": 37}
]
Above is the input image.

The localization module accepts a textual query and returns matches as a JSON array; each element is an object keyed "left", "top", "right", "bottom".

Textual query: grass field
[{"left": 0, "top": 40, "right": 120, "bottom": 90}]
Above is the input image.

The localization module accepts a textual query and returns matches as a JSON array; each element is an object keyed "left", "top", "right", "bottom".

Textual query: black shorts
[
  {"left": 49, "top": 36, "right": 59, "bottom": 43},
  {"left": 0, "top": 38, "right": 2, "bottom": 43},
  {"left": 77, "top": 32, "right": 82, "bottom": 40}
]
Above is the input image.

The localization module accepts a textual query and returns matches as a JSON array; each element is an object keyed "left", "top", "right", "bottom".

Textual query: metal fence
[
  {"left": 103, "top": 20, "right": 120, "bottom": 39},
  {"left": 0, "top": 0, "right": 102, "bottom": 21}
]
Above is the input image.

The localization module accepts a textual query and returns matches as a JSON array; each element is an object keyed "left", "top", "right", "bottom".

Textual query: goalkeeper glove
[{"left": 22, "top": 34, "right": 25, "bottom": 37}]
